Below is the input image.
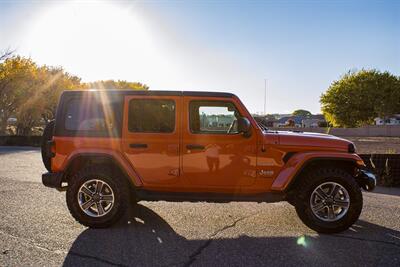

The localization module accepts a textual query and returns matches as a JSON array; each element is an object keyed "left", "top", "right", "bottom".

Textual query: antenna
[{"left": 264, "top": 78, "right": 267, "bottom": 115}]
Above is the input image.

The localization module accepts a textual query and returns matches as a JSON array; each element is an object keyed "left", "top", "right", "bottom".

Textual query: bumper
[
  {"left": 42, "top": 172, "right": 65, "bottom": 191},
  {"left": 355, "top": 169, "right": 377, "bottom": 191}
]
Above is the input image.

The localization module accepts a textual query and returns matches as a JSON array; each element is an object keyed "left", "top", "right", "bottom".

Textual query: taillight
[{"left": 47, "top": 140, "right": 56, "bottom": 158}]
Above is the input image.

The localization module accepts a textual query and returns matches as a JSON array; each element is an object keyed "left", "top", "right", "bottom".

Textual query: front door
[
  {"left": 182, "top": 97, "right": 257, "bottom": 189},
  {"left": 122, "top": 95, "right": 180, "bottom": 186}
]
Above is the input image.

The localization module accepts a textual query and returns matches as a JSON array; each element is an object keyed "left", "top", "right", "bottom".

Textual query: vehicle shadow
[{"left": 63, "top": 204, "right": 400, "bottom": 267}]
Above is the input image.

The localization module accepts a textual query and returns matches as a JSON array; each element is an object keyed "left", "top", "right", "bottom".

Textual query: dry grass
[{"left": 346, "top": 137, "right": 400, "bottom": 154}]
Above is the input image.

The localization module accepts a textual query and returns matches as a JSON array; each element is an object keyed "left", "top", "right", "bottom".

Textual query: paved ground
[{"left": 0, "top": 146, "right": 399, "bottom": 266}]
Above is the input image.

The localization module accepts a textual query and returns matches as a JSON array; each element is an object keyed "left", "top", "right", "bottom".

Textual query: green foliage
[
  {"left": 320, "top": 69, "right": 400, "bottom": 127},
  {"left": 292, "top": 109, "right": 312, "bottom": 118},
  {"left": 85, "top": 80, "right": 149, "bottom": 90},
  {"left": 0, "top": 56, "right": 38, "bottom": 134},
  {"left": 0, "top": 54, "right": 149, "bottom": 135},
  {"left": 35, "top": 66, "right": 82, "bottom": 123}
]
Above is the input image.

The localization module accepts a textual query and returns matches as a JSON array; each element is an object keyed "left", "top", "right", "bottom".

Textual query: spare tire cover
[{"left": 41, "top": 120, "right": 55, "bottom": 172}]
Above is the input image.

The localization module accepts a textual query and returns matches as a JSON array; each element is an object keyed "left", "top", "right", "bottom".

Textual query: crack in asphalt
[
  {"left": 0, "top": 229, "right": 66, "bottom": 255},
  {"left": 70, "top": 213, "right": 257, "bottom": 267},
  {"left": 0, "top": 189, "right": 33, "bottom": 193},
  {"left": 183, "top": 213, "right": 258, "bottom": 267},
  {"left": 0, "top": 228, "right": 128, "bottom": 267},
  {"left": 332, "top": 234, "right": 400, "bottom": 249}
]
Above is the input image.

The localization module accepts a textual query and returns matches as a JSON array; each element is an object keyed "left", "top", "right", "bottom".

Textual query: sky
[{"left": 0, "top": 0, "right": 399, "bottom": 114}]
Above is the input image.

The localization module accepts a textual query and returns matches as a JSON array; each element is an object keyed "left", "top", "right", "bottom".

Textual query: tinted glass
[
  {"left": 65, "top": 98, "right": 108, "bottom": 131},
  {"left": 189, "top": 101, "right": 240, "bottom": 134},
  {"left": 128, "top": 99, "right": 175, "bottom": 133}
]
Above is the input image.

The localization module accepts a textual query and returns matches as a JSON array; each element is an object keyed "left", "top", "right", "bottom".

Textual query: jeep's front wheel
[
  {"left": 66, "top": 167, "right": 129, "bottom": 228},
  {"left": 294, "top": 168, "right": 363, "bottom": 233}
]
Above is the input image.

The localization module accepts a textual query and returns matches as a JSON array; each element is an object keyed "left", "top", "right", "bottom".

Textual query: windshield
[{"left": 257, "top": 121, "right": 268, "bottom": 131}]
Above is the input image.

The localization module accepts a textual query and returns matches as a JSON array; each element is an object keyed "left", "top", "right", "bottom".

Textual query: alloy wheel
[
  {"left": 77, "top": 179, "right": 115, "bottom": 217},
  {"left": 310, "top": 182, "right": 350, "bottom": 222}
]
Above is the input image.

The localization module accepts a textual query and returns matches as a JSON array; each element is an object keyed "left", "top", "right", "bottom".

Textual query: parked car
[{"left": 41, "top": 90, "right": 376, "bottom": 233}]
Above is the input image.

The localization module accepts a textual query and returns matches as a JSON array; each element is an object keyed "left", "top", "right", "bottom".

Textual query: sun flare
[{"left": 24, "top": 1, "right": 167, "bottom": 83}]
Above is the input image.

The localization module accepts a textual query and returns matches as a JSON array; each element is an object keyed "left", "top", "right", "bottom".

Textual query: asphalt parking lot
[{"left": 0, "top": 146, "right": 399, "bottom": 266}]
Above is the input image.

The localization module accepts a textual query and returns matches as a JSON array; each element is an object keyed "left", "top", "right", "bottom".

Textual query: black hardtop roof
[{"left": 61, "top": 90, "right": 235, "bottom": 98}]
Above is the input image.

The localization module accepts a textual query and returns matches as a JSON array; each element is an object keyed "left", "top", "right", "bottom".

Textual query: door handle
[
  {"left": 186, "top": 144, "right": 205, "bottom": 150},
  {"left": 130, "top": 143, "right": 148, "bottom": 148}
]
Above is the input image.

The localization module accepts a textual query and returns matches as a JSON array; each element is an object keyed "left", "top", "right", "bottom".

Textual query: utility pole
[{"left": 264, "top": 78, "right": 267, "bottom": 115}]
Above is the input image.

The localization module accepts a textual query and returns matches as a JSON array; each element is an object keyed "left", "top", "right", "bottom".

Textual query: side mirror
[{"left": 237, "top": 117, "right": 251, "bottom": 137}]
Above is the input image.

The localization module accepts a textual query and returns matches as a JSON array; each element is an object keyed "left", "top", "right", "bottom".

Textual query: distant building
[
  {"left": 276, "top": 116, "right": 303, "bottom": 127},
  {"left": 302, "top": 115, "right": 326, "bottom": 128},
  {"left": 201, "top": 114, "right": 235, "bottom": 130},
  {"left": 253, "top": 114, "right": 326, "bottom": 128},
  {"left": 302, "top": 119, "right": 319, "bottom": 128},
  {"left": 374, "top": 115, "right": 400, "bottom": 125},
  {"left": 7, "top": 117, "right": 17, "bottom": 126}
]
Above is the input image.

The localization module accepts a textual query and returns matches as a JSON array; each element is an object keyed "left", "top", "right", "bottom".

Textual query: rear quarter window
[
  {"left": 56, "top": 93, "right": 123, "bottom": 137},
  {"left": 65, "top": 99, "right": 107, "bottom": 131}
]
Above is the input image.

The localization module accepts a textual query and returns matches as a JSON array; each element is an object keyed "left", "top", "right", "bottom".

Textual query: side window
[
  {"left": 65, "top": 99, "right": 107, "bottom": 131},
  {"left": 128, "top": 99, "right": 175, "bottom": 133},
  {"left": 189, "top": 101, "right": 240, "bottom": 134}
]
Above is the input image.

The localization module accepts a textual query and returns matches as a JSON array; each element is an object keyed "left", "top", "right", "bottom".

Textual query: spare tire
[{"left": 41, "top": 120, "right": 55, "bottom": 172}]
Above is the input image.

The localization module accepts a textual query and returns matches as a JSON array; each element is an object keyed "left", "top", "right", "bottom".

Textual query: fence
[
  {"left": 359, "top": 154, "right": 400, "bottom": 187},
  {"left": 0, "top": 136, "right": 42, "bottom": 146}
]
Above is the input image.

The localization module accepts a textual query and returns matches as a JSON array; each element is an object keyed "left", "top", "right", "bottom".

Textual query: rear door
[{"left": 122, "top": 95, "right": 181, "bottom": 186}]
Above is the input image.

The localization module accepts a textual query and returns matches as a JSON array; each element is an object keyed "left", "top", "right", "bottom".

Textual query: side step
[{"left": 135, "top": 190, "right": 285, "bottom": 203}]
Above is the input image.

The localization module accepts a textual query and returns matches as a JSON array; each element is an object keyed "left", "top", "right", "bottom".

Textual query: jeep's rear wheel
[
  {"left": 77, "top": 179, "right": 115, "bottom": 217},
  {"left": 66, "top": 166, "right": 129, "bottom": 228},
  {"left": 294, "top": 168, "right": 363, "bottom": 233}
]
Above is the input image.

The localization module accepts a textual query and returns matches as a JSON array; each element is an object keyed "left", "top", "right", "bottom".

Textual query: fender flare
[
  {"left": 63, "top": 151, "right": 143, "bottom": 187},
  {"left": 271, "top": 152, "right": 365, "bottom": 191}
]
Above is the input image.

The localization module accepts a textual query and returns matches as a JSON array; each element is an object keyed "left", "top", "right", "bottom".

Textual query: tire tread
[
  {"left": 294, "top": 167, "right": 363, "bottom": 233},
  {"left": 66, "top": 166, "right": 129, "bottom": 228}
]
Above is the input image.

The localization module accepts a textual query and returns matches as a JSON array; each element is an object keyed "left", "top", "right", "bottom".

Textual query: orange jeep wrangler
[{"left": 41, "top": 90, "right": 376, "bottom": 233}]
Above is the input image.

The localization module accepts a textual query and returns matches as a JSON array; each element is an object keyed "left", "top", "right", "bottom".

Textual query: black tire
[
  {"left": 294, "top": 168, "right": 363, "bottom": 234},
  {"left": 41, "top": 120, "right": 55, "bottom": 172},
  {"left": 66, "top": 166, "right": 129, "bottom": 228}
]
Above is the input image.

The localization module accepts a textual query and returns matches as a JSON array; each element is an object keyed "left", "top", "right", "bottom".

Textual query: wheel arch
[
  {"left": 63, "top": 153, "right": 140, "bottom": 189},
  {"left": 284, "top": 157, "right": 359, "bottom": 193}
]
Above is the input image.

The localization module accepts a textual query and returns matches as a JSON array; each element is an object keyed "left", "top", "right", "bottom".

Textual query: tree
[
  {"left": 286, "top": 118, "right": 295, "bottom": 127},
  {"left": 320, "top": 70, "right": 400, "bottom": 127},
  {"left": 292, "top": 109, "right": 312, "bottom": 118},
  {"left": 36, "top": 66, "right": 82, "bottom": 122},
  {"left": 0, "top": 48, "right": 14, "bottom": 61},
  {"left": 86, "top": 80, "right": 149, "bottom": 90},
  {"left": 0, "top": 56, "right": 38, "bottom": 133},
  {"left": 0, "top": 55, "right": 149, "bottom": 135},
  {"left": 15, "top": 66, "right": 82, "bottom": 135}
]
